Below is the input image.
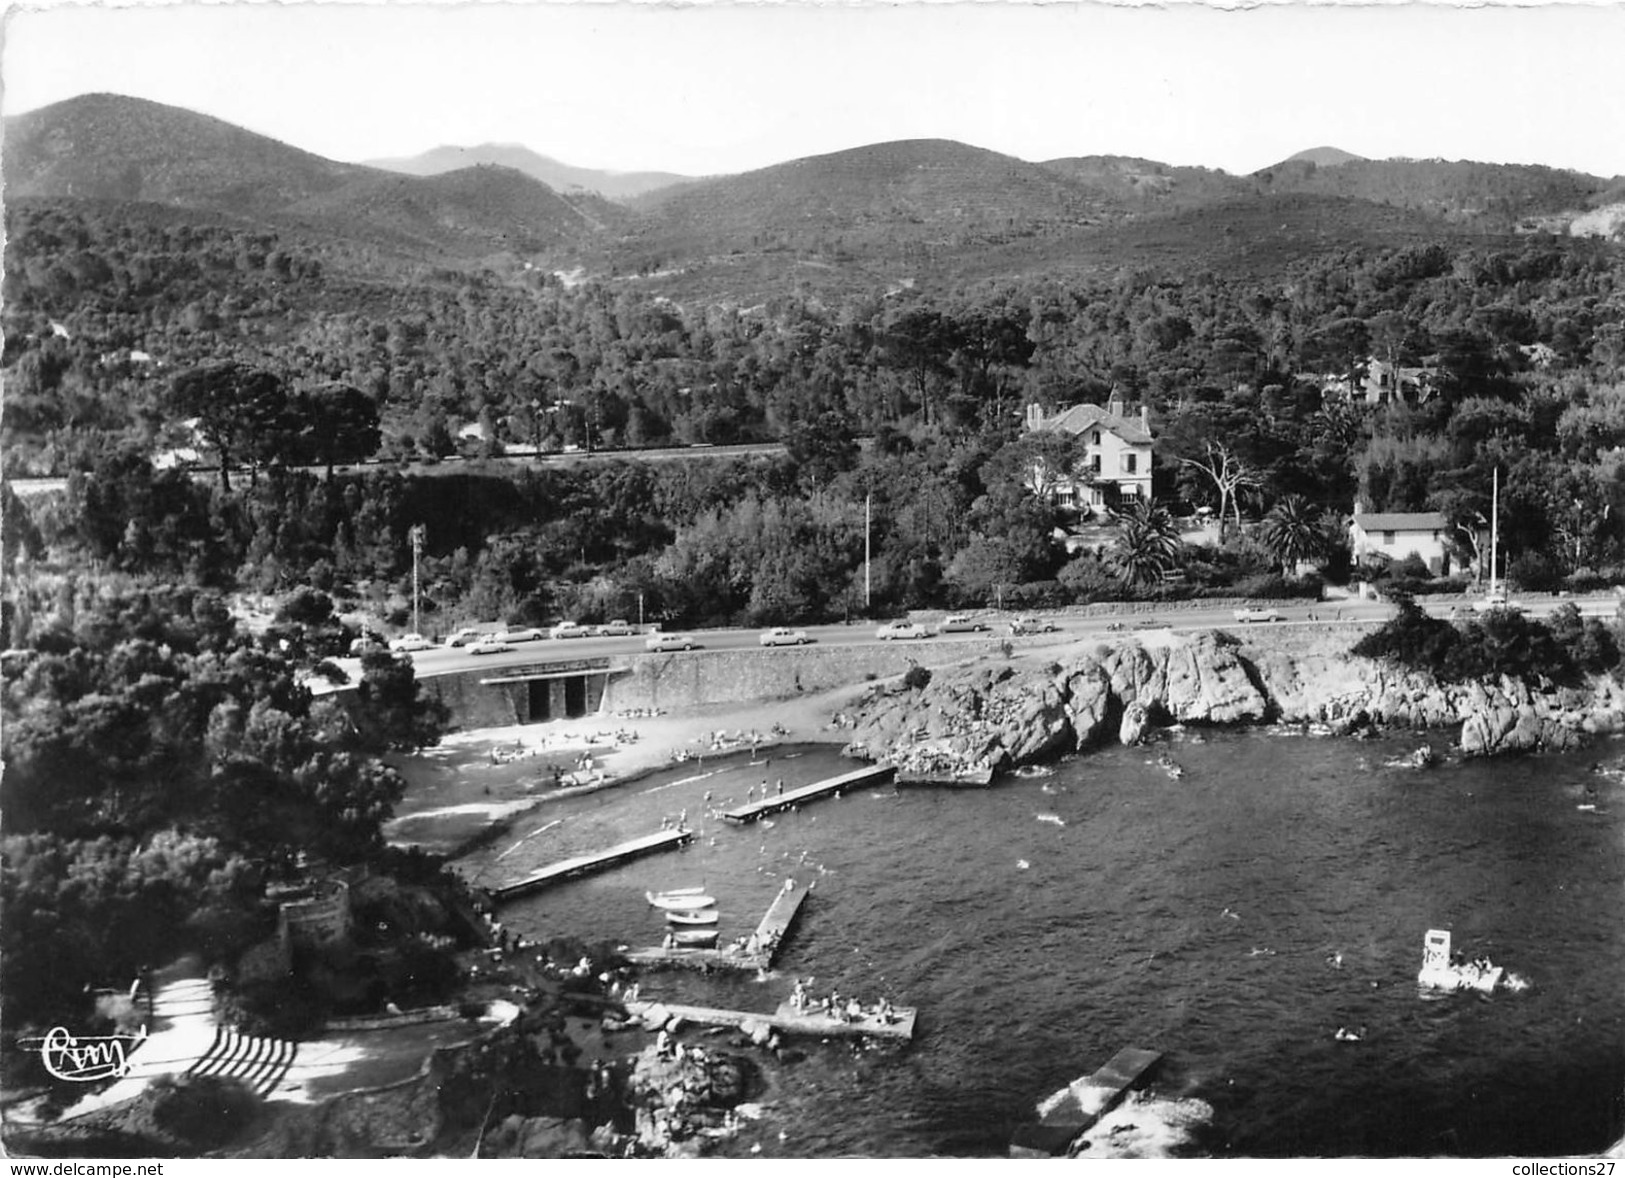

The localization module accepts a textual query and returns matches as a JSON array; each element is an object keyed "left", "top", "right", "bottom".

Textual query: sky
[{"left": 3, "top": 1, "right": 1624, "bottom": 180}]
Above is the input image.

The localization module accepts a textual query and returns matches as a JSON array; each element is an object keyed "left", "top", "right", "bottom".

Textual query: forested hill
[
  {"left": 2, "top": 93, "right": 617, "bottom": 266},
  {"left": 2, "top": 92, "right": 372, "bottom": 216},
  {"left": 8, "top": 92, "right": 1624, "bottom": 300},
  {"left": 364, "top": 143, "right": 692, "bottom": 201},
  {"left": 1249, "top": 157, "right": 1615, "bottom": 228}
]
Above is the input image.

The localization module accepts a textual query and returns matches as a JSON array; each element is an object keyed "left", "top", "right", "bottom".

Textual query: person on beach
[{"left": 776, "top": 779, "right": 784, "bottom": 796}]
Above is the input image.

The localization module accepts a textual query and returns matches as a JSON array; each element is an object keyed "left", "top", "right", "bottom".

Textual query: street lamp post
[{"left": 638, "top": 592, "right": 645, "bottom": 629}]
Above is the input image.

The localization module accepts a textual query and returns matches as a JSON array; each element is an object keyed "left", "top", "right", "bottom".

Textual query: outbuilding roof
[{"left": 1352, "top": 512, "right": 1446, "bottom": 532}]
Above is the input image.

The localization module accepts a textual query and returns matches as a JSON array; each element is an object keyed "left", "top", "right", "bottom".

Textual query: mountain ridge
[{"left": 363, "top": 143, "right": 693, "bottom": 201}]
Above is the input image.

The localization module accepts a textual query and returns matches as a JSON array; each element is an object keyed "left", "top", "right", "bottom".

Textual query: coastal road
[{"left": 319, "top": 594, "right": 1621, "bottom": 686}]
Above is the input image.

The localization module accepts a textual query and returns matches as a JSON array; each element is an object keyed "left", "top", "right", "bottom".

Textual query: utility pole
[
  {"left": 638, "top": 592, "right": 645, "bottom": 629},
  {"left": 864, "top": 492, "right": 872, "bottom": 612},
  {"left": 409, "top": 523, "right": 422, "bottom": 633}
]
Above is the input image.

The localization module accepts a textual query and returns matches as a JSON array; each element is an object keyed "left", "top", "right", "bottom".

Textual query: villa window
[
  {"left": 1122, "top": 453, "right": 1137, "bottom": 474},
  {"left": 1092, "top": 430, "right": 1101, "bottom": 445},
  {"left": 1090, "top": 454, "right": 1102, "bottom": 474},
  {"left": 1382, "top": 531, "right": 1395, "bottom": 546}
]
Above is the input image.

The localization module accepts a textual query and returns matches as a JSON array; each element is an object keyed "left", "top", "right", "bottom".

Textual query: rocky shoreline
[{"left": 839, "top": 627, "right": 1625, "bottom": 771}]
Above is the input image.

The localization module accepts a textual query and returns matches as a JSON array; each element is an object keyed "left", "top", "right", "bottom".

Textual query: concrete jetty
[
  {"left": 626, "top": 998, "right": 915, "bottom": 1043},
  {"left": 490, "top": 828, "right": 693, "bottom": 904},
  {"left": 624, "top": 879, "right": 810, "bottom": 973},
  {"left": 721, "top": 764, "right": 893, "bottom": 824},
  {"left": 1010, "top": 1047, "right": 1164, "bottom": 1156}
]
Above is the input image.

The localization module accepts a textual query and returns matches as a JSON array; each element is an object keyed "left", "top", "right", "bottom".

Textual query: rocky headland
[{"left": 839, "top": 627, "right": 1625, "bottom": 770}]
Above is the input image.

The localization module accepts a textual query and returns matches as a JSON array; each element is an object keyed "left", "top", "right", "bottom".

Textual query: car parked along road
[
  {"left": 759, "top": 627, "right": 812, "bottom": 647},
  {"left": 875, "top": 621, "right": 930, "bottom": 641}
]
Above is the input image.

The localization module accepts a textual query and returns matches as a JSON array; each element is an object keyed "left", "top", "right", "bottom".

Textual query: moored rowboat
[
  {"left": 666, "top": 908, "right": 719, "bottom": 927},
  {"left": 647, "top": 891, "right": 716, "bottom": 911},
  {"left": 671, "top": 928, "right": 719, "bottom": 947}
]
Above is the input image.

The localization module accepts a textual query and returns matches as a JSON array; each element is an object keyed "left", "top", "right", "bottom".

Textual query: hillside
[
  {"left": 2, "top": 92, "right": 373, "bottom": 216},
  {"left": 1037, "top": 154, "right": 1250, "bottom": 211},
  {"left": 364, "top": 143, "right": 693, "bottom": 201},
  {"left": 1249, "top": 157, "right": 1610, "bottom": 227},
  {"left": 1280, "top": 146, "right": 1366, "bottom": 168},
  {"left": 280, "top": 164, "right": 622, "bottom": 258},
  {"left": 608, "top": 137, "right": 1117, "bottom": 288}
]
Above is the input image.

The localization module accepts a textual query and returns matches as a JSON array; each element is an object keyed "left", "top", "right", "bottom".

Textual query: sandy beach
[{"left": 386, "top": 680, "right": 885, "bottom": 854}]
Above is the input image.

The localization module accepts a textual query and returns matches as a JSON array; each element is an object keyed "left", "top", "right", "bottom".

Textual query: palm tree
[
  {"left": 1259, "top": 495, "right": 1329, "bottom": 575},
  {"left": 1112, "top": 499, "right": 1183, "bottom": 589}
]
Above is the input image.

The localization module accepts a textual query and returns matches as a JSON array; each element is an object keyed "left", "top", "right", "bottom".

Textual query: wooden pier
[
  {"left": 721, "top": 765, "right": 894, "bottom": 824},
  {"left": 1010, "top": 1047, "right": 1164, "bottom": 1158},
  {"left": 624, "top": 878, "right": 810, "bottom": 973},
  {"left": 626, "top": 998, "right": 915, "bottom": 1043},
  {"left": 489, "top": 829, "right": 693, "bottom": 904}
]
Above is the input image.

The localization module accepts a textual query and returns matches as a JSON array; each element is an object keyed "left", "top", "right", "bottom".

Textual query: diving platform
[
  {"left": 721, "top": 765, "right": 894, "bottom": 824},
  {"left": 624, "top": 879, "right": 810, "bottom": 973},
  {"left": 1010, "top": 1047, "right": 1164, "bottom": 1158},
  {"left": 489, "top": 829, "right": 693, "bottom": 904},
  {"left": 625, "top": 998, "right": 915, "bottom": 1043}
]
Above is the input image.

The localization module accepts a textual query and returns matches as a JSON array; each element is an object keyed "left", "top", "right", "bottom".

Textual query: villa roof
[
  {"left": 1038, "top": 403, "right": 1153, "bottom": 445},
  {"left": 1353, "top": 511, "right": 1446, "bottom": 532}
]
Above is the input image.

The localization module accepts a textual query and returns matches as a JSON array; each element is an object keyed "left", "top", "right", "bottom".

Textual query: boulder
[{"left": 1118, "top": 701, "right": 1151, "bottom": 746}]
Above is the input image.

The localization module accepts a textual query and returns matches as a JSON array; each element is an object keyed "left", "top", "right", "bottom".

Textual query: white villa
[
  {"left": 1349, "top": 505, "right": 1452, "bottom": 574},
  {"left": 1024, "top": 396, "right": 1154, "bottom": 512}
]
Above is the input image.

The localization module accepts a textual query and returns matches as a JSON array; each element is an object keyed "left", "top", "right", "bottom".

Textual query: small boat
[
  {"left": 647, "top": 891, "right": 716, "bottom": 912},
  {"left": 653, "top": 886, "right": 707, "bottom": 897},
  {"left": 666, "top": 908, "right": 719, "bottom": 927},
  {"left": 1416, "top": 928, "right": 1505, "bottom": 994},
  {"left": 671, "top": 928, "right": 718, "bottom": 948}
]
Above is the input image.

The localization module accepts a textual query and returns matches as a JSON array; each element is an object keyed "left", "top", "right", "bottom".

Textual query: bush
[
  {"left": 150, "top": 1074, "right": 260, "bottom": 1147},
  {"left": 312, "top": 658, "right": 349, "bottom": 685},
  {"left": 901, "top": 665, "right": 932, "bottom": 690},
  {"left": 276, "top": 586, "right": 334, "bottom": 626},
  {"left": 1508, "top": 550, "right": 1562, "bottom": 593},
  {"left": 1351, "top": 592, "right": 1581, "bottom": 685}
]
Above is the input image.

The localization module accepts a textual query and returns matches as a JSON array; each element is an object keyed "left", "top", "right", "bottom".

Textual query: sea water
[{"left": 485, "top": 731, "right": 1625, "bottom": 1157}]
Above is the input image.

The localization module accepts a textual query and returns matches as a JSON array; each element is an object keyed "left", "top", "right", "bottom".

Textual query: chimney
[
  {"left": 1140, "top": 404, "right": 1150, "bottom": 433},
  {"left": 1106, "top": 393, "right": 1124, "bottom": 418}
]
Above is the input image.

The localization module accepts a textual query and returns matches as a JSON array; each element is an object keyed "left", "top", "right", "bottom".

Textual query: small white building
[
  {"left": 1025, "top": 396, "right": 1154, "bottom": 511},
  {"left": 1349, "top": 506, "right": 1451, "bottom": 574}
]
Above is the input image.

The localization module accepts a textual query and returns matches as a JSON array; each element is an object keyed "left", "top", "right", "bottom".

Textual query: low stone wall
[{"left": 600, "top": 640, "right": 1004, "bottom": 714}]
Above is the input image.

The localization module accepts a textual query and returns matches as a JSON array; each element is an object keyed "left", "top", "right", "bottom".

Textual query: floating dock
[
  {"left": 1010, "top": 1047, "right": 1164, "bottom": 1158},
  {"left": 721, "top": 765, "right": 894, "bottom": 824},
  {"left": 624, "top": 879, "right": 810, "bottom": 973},
  {"left": 626, "top": 998, "right": 915, "bottom": 1043},
  {"left": 490, "top": 829, "right": 693, "bottom": 904}
]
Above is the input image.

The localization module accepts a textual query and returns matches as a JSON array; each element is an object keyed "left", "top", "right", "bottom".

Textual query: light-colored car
[
  {"left": 645, "top": 632, "right": 698, "bottom": 652},
  {"left": 1471, "top": 593, "right": 1524, "bottom": 613},
  {"left": 389, "top": 633, "right": 436, "bottom": 653},
  {"left": 876, "top": 621, "right": 930, "bottom": 641},
  {"left": 497, "top": 627, "right": 546, "bottom": 643},
  {"left": 759, "top": 627, "right": 812, "bottom": 647},
  {"left": 1232, "top": 607, "right": 1284, "bottom": 623},
  {"left": 446, "top": 627, "right": 488, "bottom": 648},
  {"left": 468, "top": 636, "right": 515, "bottom": 656},
  {"left": 595, "top": 619, "right": 635, "bottom": 637},
  {"left": 939, "top": 614, "right": 989, "bottom": 634},
  {"left": 551, "top": 621, "right": 591, "bottom": 640},
  {"left": 1008, "top": 616, "right": 1059, "bottom": 635}
]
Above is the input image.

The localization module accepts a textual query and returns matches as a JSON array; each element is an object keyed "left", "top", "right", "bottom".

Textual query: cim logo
[{"left": 18, "top": 1025, "right": 148, "bottom": 1082}]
